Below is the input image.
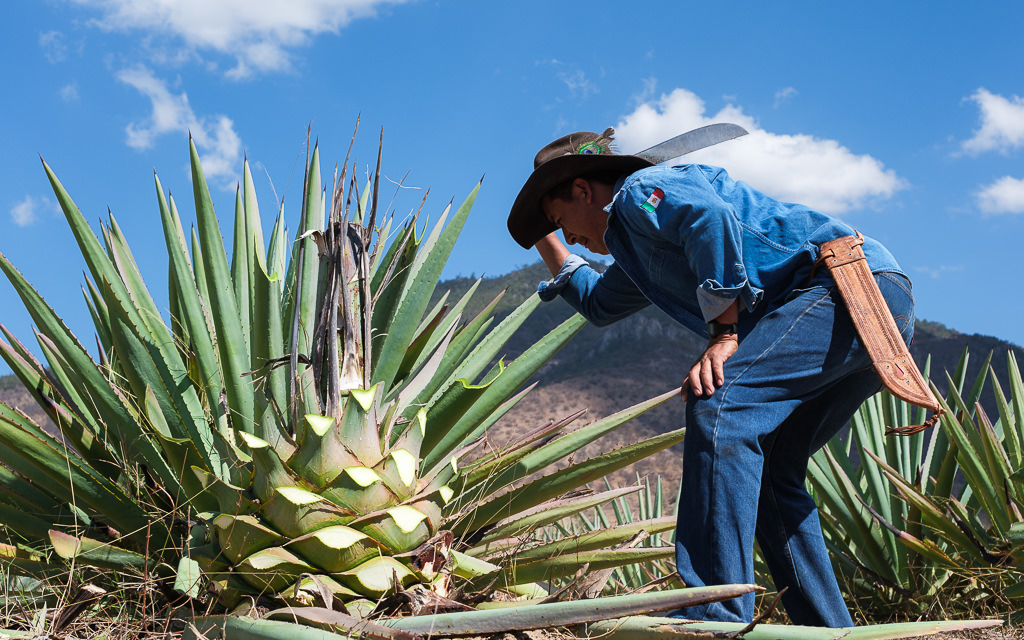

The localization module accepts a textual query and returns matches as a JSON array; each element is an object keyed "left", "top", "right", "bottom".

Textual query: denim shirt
[{"left": 538, "top": 164, "right": 904, "bottom": 338}]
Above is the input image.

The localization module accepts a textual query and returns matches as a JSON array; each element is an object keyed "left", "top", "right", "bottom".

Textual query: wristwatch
[{"left": 707, "top": 321, "right": 738, "bottom": 338}]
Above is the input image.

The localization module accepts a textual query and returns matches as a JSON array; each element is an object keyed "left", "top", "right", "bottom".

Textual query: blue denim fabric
[
  {"left": 544, "top": 165, "right": 904, "bottom": 337},
  {"left": 672, "top": 271, "right": 915, "bottom": 627}
]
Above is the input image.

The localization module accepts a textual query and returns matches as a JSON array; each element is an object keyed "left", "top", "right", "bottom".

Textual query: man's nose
[{"left": 564, "top": 232, "right": 578, "bottom": 245}]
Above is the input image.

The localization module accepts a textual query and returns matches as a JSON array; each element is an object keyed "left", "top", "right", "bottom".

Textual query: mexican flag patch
[{"left": 641, "top": 188, "right": 664, "bottom": 213}]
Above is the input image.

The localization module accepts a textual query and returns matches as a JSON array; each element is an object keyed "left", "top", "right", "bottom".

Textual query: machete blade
[{"left": 635, "top": 123, "right": 748, "bottom": 164}]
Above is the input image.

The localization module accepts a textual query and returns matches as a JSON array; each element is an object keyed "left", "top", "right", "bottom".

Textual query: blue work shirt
[{"left": 539, "top": 164, "right": 905, "bottom": 338}]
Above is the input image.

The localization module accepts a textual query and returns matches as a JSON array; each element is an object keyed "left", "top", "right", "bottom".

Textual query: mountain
[{"left": 1, "top": 262, "right": 1021, "bottom": 506}]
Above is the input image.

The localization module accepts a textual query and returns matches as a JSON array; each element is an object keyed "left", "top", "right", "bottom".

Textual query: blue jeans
[{"left": 673, "top": 271, "right": 915, "bottom": 627}]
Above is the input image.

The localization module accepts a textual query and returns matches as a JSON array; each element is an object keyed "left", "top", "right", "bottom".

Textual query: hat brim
[{"left": 507, "top": 153, "right": 653, "bottom": 249}]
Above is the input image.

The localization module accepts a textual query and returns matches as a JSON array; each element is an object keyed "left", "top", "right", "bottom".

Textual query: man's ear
[{"left": 573, "top": 177, "right": 591, "bottom": 203}]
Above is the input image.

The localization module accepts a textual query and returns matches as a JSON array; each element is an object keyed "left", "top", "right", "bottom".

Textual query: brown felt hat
[{"left": 507, "top": 127, "right": 654, "bottom": 249}]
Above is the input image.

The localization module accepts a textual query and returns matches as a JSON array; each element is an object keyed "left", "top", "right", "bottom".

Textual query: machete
[{"left": 635, "top": 123, "right": 748, "bottom": 164}]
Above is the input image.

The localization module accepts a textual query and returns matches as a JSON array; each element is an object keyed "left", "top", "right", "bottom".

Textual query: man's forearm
[
  {"left": 714, "top": 299, "right": 740, "bottom": 326},
  {"left": 535, "top": 232, "right": 571, "bottom": 277}
]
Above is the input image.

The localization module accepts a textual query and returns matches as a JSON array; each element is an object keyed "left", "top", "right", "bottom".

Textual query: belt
[{"left": 815, "top": 232, "right": 945, "bottom": 435}]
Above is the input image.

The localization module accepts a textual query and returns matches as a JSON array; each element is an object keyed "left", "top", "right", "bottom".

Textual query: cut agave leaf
[
  {"left": 288, "top": 525, "right": 382, "bottom": 573},
  {"left": 261, "top": 486, "right": 354, "bottom": 538},
  {"left": 212, "top": 514, "right": 286, "bottom": 564},
  {"left": 236, "top": 546, "right": 315, "bottom": 594},
  {"left": 335, "top": 555, "right": 416, "bottom": 598}
]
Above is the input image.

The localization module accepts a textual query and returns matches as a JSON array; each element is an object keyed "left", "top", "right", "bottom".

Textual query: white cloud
[
  {"left": 913, "top": 264, "right": 964, "bottom": 279},
  {"left": 10, "top": 196, "right": 56, "bottom": 227},
  {"left": 614, "top": 88, "right": 907, "bottom": 215},
  {"left": 558, "top": 69, "right": 598, "bottom": 100},
  {"left": 117, "top": 66, "right": 241, "bottom": 186},
  {"left": 69, "top": 0, "right": 409, "bottom": 78},
  {"left": 39, "top": 30, "right": 68, "bottom": 63},
  {"left": 976, "top": 176, "right": 1024, "bottom": 214},
  {"left": 774, "top": 86, "right": 797, "bottom": 108},
  {"left": 59, "top": 83, "right": 80, "bottom": 102},
  {"left": 962, "top": 88, "right": 1024, "bottom": 155}
]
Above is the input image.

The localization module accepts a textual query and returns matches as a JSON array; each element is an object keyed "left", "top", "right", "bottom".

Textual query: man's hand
[{"left": 681, "top": 334, "right": 739, "bottom": 400}]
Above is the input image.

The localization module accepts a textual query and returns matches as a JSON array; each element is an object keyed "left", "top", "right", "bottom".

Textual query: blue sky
[{"left": 3, "top": 0, "right": 1024, "bottom": 376}]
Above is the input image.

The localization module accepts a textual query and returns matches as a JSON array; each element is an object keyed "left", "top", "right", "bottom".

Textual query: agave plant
[{"left": 809, "top": 348, "right": 1024, "bottom": 621}]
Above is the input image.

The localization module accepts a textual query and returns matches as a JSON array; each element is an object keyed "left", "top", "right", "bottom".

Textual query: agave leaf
[
  {"left": 459, "top": 404, "right": 580, "bottom": 486},
  {"left": 583, "top": 616, "right": 1002, "bottom": 640},
  {"left": 934, "top": 386, "right": 1009, "bottom": 532},
  {"left": 813, "top": 446, "right": 897, "bottom": 582},
  {"left": 261, "top": 486, "right": 354, "bottom": 539},
  {"left": 472, "top": 486, "right": 644, "bottom": 547},
  {"left": 212, "top": 513, "right": 287, "bottom": 564},
  {"left": 390, "top": 321, "right": 459, "bottom": 422},
  {"left": 0, "top": 502, "right": 56, "bottom": 542},
  {"left": 456, "top": 428, "right": 685, "bottom": 536},
  {"left": 0, "top": 333, "right": 112, "bottom": 473},
  {"left": 320, "top": 465, "right": 399, "bottom": 514},
  {"left": 422, "top": 312, "right": 587, "bottom": 471},
  {"left": 0, "top": 411, "right": 161, "bottom": 544},
  {"left": 97, "top": 273, "right": 226, "bottom": 482},
  {"left": 400, "top": 290, "right": 508, "bottom": 423},
  {"left": 0, "top": 253, "right": 176, "bottom": 485},
  {"left": 373, "top": 182, "right": 480, "bottom": 390},
  {"left": 407, "top": 278, "right": 482, "bottom": 377},
  {"left": 864, "top": 449, "right": 985, "bottom": 562},
  {"left": 335, "top": 555, "right": 416, "bottom": 598},
  {"left": 188, "top": 614, "right": 415, "bottom": 640},
  {"left": 267, "top": 609, "right": 420, "bottom": 640},
  {"left": 472, "top": 388, "right": 678, "bottom": 502},
  {"left": 143, "top": 387, "right": 219, "bottom": 512},
  {"left": 1008, "top": 352, "right": 1024, "bottom": 465},
  {"left": 384, "top": 585, "right": 756, "bottom": 636},
  {"left": 479, "top": 516, "right": 677, "bottom": 562},
  {"left": 286, "top": 143, "right": 325, "bottom": 422},
  {"left": 390, "top": 292, "right": 449, "bottom": 387},
  {"left": 0, "top": 465, "right": 61, "bottom": 517},
  {"left": 502, "top": 546, "right": 674, "bottom": 586},
  {"left": 437, "top": 291, "right": 538, "bottom": 399},
  {"left": 49, "top": 530, "right": 152, "bottom": 572},
  {"left": 155, "top": 175, "right": 228, "bottom": 439},
  {"left": 236, "top": 546, "right": 316, "bottom": 593},
  {"left": 231, "top": 185, "right": 253, "bottom": 357},
  {"left": 192, "top": 467, "right": 258, "bottom": 516},
  {"left": 287, "top": 525, "right": 382, "bottom": 574},
  {"left": 189, "top": 138, "right": 256, "bottom": 433},
  {"left": 370, "top": 221, "right": 418, "bottom": 356},
  {"left": 83, "top": 277, "right": 112, "bottom": 354}
]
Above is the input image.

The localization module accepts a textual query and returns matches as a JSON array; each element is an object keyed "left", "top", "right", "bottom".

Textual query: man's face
[{"left": 540, "top": 178, "right": 611, "bottom": 254}]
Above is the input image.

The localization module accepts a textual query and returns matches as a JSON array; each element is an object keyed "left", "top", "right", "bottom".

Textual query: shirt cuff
[
  {"left": 538, "top": 254, "right": 588, "bottom": 302},
  {"left": 696, "top": 287, "right": 740, "bottom": 323}
]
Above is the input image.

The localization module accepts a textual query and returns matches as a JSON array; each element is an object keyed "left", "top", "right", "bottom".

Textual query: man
[{"left": 506, "top": 128, "right": 917, "bottom": 627}]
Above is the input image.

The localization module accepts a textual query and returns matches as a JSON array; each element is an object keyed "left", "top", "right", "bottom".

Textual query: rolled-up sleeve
[
  {"left": 616, "top": 166, "right": 762, "bottom": 321},
  {"left": 537, "top": 256, "right": 649, "bottom": 326}
]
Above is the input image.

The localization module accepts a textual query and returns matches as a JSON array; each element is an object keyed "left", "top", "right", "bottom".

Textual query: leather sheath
[{"left": 816, "top": 232, "right": 945, "bottom": 435}]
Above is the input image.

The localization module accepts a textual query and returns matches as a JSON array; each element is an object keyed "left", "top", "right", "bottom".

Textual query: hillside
[{"left": 1, "top": 262, "right": 1021, "bottom": 504}]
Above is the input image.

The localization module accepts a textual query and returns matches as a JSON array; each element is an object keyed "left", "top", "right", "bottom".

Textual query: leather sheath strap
[{"left": 816, "top": 232, "right": 945, "bottom": 435}]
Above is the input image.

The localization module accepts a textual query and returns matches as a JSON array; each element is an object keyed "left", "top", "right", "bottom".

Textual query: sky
[{"left": 2, "top": 0, "right": 1024, "bottom": 377}]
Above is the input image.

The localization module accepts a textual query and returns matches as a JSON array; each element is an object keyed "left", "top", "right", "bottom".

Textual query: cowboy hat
[{"left": 507, "top": 128, "right": 653, "bottom": 249}]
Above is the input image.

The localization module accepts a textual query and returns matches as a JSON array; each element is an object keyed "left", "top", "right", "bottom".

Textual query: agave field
[
  {"left": 0, "top": 130, "right": 1004, "bottom": 639},
  {"left": 811, "top": 348, "right": 1024, "bottom": 623}
]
